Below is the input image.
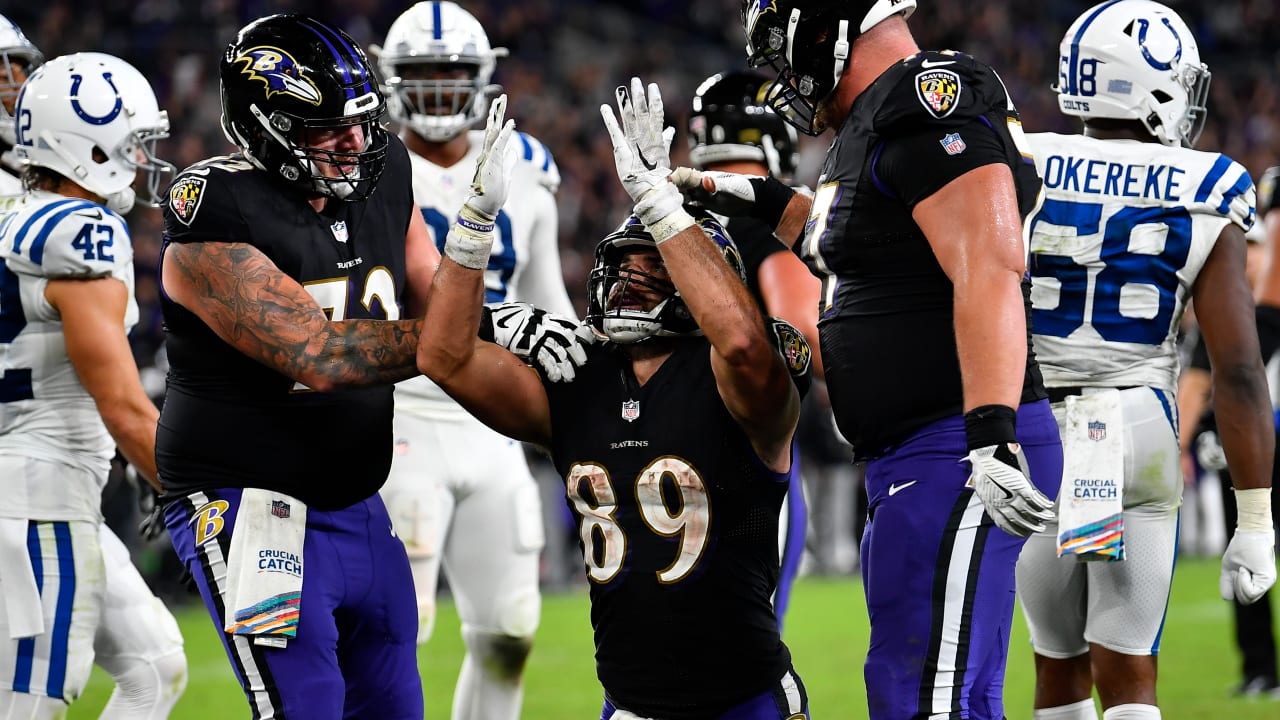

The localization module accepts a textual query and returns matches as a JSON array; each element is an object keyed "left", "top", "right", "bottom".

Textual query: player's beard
[{"left": 813, "top": 97, "right": 836, "bottom": 135}]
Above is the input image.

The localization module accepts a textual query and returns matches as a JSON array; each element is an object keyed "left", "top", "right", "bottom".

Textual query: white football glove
[
  {"left": 600, "top": 77, "right": 690, "bottom": 241},
  {"left": 965, "top": 443, "right": 1055, "bottom": 537},
  {"left": 483, "top": 302, "right": 596, "bottom": 383},
  {"left": 445, "top": 95, "right": 517, "bottom": 270},
  {"left": 465, "top": 93, "right": 517, "bottom": 221},
  {"left": 669, "top": 167, "right": 759, "bottom": 216},
  {"left": 1221, "top": 530, "right": 1277, "bottom": 604}
]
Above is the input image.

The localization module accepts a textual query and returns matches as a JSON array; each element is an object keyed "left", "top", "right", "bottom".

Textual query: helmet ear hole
[{"left": 1151, "top": 90, "right": 1173, "bottom": 104}]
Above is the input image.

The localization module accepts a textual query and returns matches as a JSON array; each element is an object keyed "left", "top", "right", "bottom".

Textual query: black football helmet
[
  {"left": 587, "top": 210, "right": 745, "bottom": 344},
  {"left": 742, "top": 0, "right": 916, "bottom": 135},
  {"left": 219, "top": 14, "right": 388, "bottom": 201},
  {"left": 688, "top": 70, "right": 799, "bottom": 182}
]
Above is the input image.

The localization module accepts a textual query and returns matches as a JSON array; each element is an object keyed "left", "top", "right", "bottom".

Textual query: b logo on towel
[{"left": 192, "top": 500, "right": 230, "bottom": 545}]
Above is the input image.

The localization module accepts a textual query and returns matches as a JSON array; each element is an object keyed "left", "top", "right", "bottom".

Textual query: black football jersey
[
  {"left": 156, "top": 136, "right": 414, "bottom": 510},
  {"left": 543, "top": 339, "right": 794, "bottom": 718},
  {"left": 799, "top": 51, "right": 1047, "bottom": 457}
]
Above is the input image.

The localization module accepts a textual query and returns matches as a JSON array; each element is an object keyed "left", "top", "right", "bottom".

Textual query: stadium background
[{"left": 5, "top": 0, "right": 1279, "bottom": 716}]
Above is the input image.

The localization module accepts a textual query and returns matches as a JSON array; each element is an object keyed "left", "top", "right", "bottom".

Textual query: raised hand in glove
[
  {"left": 600, "top": 77, "right": 691, "bottom": 243},
  {"left": 966, "top": 443, "right": 1056, "bottom": 537},
  {"left": 1220, "top": 488, "right": 1277, "bottom": 604},
  {"left": 481, "top": 302, "right": 596, "bottom": 382},
  {"left": 445, "top": 94, "right": 518, "bottom": 270}
]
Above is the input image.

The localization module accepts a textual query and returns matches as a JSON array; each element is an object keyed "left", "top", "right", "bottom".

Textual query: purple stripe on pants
[
  {"left": 860, "top": 400, "right": 1061, "bottom": 720},
  {"left": 165, "top": 488, "right": 422, "bottom": 720}
]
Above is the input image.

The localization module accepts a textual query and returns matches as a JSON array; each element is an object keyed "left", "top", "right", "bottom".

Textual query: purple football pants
[
  {"left": 860, "top": 400, "right": 1061, "bottom": 720},
  {"left": 165, "top": 488, "right": 421, "bottom": 719}
]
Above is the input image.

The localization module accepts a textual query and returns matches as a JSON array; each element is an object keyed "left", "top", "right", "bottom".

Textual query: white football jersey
[
  {"left": 1026, "top": 133, "right": 1255, "bottom": 392},
  {"left": 0, "top": 190, "right": 139, "bottom": 496},
  {"left": 397, "top": 130, "right": 573, "bottom": 417}
]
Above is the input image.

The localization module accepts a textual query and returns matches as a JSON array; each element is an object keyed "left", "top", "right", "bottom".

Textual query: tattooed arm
[{"left": 161, "top": 241, "right": 423, "bottom": 391}]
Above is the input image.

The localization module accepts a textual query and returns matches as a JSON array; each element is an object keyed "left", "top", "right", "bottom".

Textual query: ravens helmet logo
[{"left": 234, "top": 46, "right": 323, "bottom": 105}]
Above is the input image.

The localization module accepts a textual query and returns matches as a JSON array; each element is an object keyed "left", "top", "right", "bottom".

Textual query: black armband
[
  {"left": 749, "top": 176, "right": 797, "bottom": 230},
  {"left": 963, "top": 404, "right": 1017, "bottom": 450},
  {"left": 477, "top": 305, "right": 495, "bottom": 343}
]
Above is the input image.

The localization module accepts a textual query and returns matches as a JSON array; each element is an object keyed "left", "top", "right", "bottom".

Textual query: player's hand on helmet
[
  {"left": 965, "top": 443, "right": 1055, "bottom": 537},
  {"left": 1221, "top": 530, "right": 1277, "bottom": 604},
  {"left": 482, "top": 302, "right": 596, "bottom": 382},
  {"left": 670, "top": 167, "right": 800, "bottom": 227},
  {"left": 670, "top": 168, "right": 759, "bottom": 216}
]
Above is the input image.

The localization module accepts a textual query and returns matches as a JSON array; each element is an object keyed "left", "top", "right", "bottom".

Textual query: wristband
[
  {"left": 443, "top": 223, "right": 493, "bottom": 270},
  {"left": 964, "top": 404, "right": 1018, "bottom": 451},
  {"left": 1235, "top": 487, "right": 1275, "bottom": 533},
  {"left": 750, "top": 175, "right": 798, "bottom": 229}
]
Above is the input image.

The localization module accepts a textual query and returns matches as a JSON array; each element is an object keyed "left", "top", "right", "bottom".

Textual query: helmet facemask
[
  {"left": 0, "top": 15, "right": 43, "bottom": 148},
  {"left": 385, "top": 59, "right": 496, "bottom": 142},
  {"left": 746, "top": 6, "right": 851, "bottom": 137},
  {"left": 587, "top": 213, "right": 744, "bottom": 344}
]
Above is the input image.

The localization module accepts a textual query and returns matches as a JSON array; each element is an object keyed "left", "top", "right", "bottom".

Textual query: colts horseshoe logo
[{"left": 69, "top": 72, "right": 123, "bottom": 126}]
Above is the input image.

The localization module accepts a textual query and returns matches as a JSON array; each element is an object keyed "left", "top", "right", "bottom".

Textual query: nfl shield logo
[
  {"left": 271, "top": 500, "right": 291, "bottom": 519},
  {"left": 621, "top": 399, "right": 640, "bottom": 423},
  {"left": 331, "top": 221, "right": 348, "bottom": 243},
  {"left": 940, "top": 132, "right": 967, "bottom": 156},
  {"left": 1087, "top": 421, "right": 1106, "bottom": 442}
]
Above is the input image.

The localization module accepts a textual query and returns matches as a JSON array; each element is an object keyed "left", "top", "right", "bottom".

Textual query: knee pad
[
  {"left": 1102, "top": 704, "right": 1160, "bottom": 720},
  {"left": 461, "top": 627, "right": 534, "bottom": 682},
  {"left": 97, "top": 649, "right": 188, "bottom": 717},
  {"left": 1034, "top": 699, "right": 1099, "bottom": 720}
]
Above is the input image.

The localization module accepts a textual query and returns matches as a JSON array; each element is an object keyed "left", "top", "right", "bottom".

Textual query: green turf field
[{"left": 72, "top": 558, "right": 1279, "bottom": 718}]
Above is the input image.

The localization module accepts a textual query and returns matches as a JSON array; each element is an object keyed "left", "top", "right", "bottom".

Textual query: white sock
[
  {"left": 1034, "top": 698, "right": 1099, "bottom": 720},
  {"left": 1102, "top": 704, "right": 1161, "bottom": 720},
  {"left": 96, "top": 650, "right": 188, "bottom": 720}
]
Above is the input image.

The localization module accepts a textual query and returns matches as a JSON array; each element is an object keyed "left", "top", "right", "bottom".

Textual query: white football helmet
[
  {"left": 377, "top": 1, "right": 508, "bottom": 142},
  {"left": 1055, "top": 0, "right": 1210, "bottom": 147},
  {"left": 13, "top": 52, "right": 173, "bottom": 213},
  {"left": 0, "top": 14, "right": 43, "bottom": 148}
]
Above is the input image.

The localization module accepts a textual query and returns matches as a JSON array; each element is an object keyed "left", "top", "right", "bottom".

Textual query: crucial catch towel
[
  {"left": 1057, "top": 389, "right": 1125, "bottom": 561},
  {"left": 224, "top": 488, "right": 306, "bottom": 644}
]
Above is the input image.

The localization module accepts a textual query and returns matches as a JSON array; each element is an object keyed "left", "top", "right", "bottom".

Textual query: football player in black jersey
[
  {"left": 673, "top": 2, "right": 1063, "bottom": 718},
  {"left": 686, "top": 69, "right": 828, "bottom": 630},
  {"left": 155, "top": 14, "right": 589, "bottom": 719},
  {"left": 419, "top": 81, "right": 812, "bottom": 719}
]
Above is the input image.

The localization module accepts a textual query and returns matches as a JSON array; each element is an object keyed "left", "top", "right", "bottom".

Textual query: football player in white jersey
[
  {"left": 1015, "top": 2, "right": 1276, "bottom": 719},
  {"left": 375, "top": 3, "right": 571, "bottom": 718},
  {"left": 0, "top": 50, "right": 187, "bottom": 718},
  {"left": 0, "top": 14, "right": 42, "bottom": 198}
]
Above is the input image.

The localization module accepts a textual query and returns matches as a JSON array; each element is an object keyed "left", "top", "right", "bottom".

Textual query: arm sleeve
[{"left": 874, "top": 117, "right": 1012, "bottom": 208}]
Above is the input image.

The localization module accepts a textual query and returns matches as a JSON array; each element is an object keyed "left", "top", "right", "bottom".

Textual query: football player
[
  {"left": 418, "top": 85, "right": 812, "bottom": 718},
  {"left": 686, "top": 69, "right": 821, "bottom": 628},
  {"left": 156, "top": 14, "right": 587, "bottom": 718},
  {"left": 374, "top": 4, "right": 572, "bottom": 716},
  {"left": 675, "top": 1, "right": 1062, "bottom": 718},
  {"left": 1016, "top": 3, "right": 1276, "bottom": 719},
  {"left": 0, "top": 50, "right": 186, "bottom": 719}
]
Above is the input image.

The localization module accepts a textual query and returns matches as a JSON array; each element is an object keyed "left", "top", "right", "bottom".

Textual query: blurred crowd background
[{"left": 6, "top": 0, "right": 1279, "bottom": 594}]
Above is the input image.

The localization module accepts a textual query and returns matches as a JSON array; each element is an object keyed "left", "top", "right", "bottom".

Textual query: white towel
[
  {"left": 223, "top": 488, "right": 306, "bottom": 644},
  {"left": 0, "top": 518, "right": 44, "bottom": 639},
  {"left": 1057, "top": 389, "right": 1125, "bottom": 561}
]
